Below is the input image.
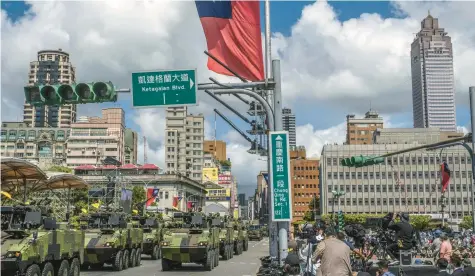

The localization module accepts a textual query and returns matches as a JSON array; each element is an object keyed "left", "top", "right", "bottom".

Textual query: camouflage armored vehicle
[
  {"left": 232, "top": 219, "right": 249, "bottom": 255},
  {"left": 81, "top": 211, "right": 143, "bottom": 271},
  {"left": 136, "top": 215, "right": 163, "bottom": 260},
  {"left": 248, "top": 224, "right": 263, "bottom": 241},
  {"left": 1, "top": 205, "right": 84, "bottom": 276},
  {"left": 260, "top": 224, "right": 269, "bottom": 237},
  {"left": 160, "top": 213, "right": 220, "bottom": 271},
  {"left": 210, "top": 214, "right": 234, "bottom": 260}
]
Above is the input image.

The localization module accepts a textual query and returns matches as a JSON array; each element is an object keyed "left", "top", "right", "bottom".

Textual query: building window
[{"left": 165, "top": 192, "right": 169, "bottom": 199}]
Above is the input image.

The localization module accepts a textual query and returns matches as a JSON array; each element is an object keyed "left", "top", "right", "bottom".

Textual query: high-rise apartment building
[
  {"left": 165, "top": 106, "right": 204, "bottom": 182},
  {"left": 411, "top": 13, "right": 456, "bottom": 132},
  {"left": 124, "top": 128, "right": 138, "bottom": 164},
  {"left": 282, "top": 108, "right": 296, "bottom": 147},
  {"left": 66, "top": 108, "right": 125, "bottom": 167},
  {"left": 346, "top": 110, "right": 383, "bottom": 145},
  {"left": 203, "top": 140, "right": 227, "bottom": 162},
  {"left": 24, "top": 49, "right": 77, "bottom": 128}
]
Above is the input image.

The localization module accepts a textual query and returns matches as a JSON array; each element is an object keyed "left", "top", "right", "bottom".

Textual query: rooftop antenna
[{"left": 369, "top": 101, "right": 372, "bottom": 112}]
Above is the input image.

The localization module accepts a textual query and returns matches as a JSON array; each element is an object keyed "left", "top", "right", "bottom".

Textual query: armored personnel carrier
[
  {"left": 210, "top": 214, "right": 234, "bottom": 261},
  {"left": 232, "top": 219, "right": 249, "bottom": 255},
  {"left": 136, "top": 214, "right": 163, "bottom": 260},
  {"left": 160, "top": 212, "right": 220, "bottom": 271},
  {"left": 1, "top": 205, "right": 84, "bottom": 276},
  {"left": 81, "top": 211, "right": 143, "bottom": 271},
  {"left": 248, "top": 224, "right": 263, "bottom": 241}
]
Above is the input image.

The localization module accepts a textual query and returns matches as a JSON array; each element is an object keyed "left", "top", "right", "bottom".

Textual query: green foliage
[
  {"left": 220, "top": 160, "right": 232, "bottom": 167},
  {"left": 48, "top": 166, "right": 73, "bottom": 173},
  {"left": 71, "top": 188, "right": 88, "bottom": 216},
  {"left": 321, "top": 213, "right": 432, "bottom": 230},
  {"left": 460, "top": 216, "right": 472, "bottom": 229},
  {"left": 132, "top": 186, "right": 146, "bottom": 207}
]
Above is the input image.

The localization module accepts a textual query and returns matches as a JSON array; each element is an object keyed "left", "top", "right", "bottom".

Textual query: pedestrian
[
  {"left": 451, "top": 252, "right": 467, "bottom": 276},
  {"left": 337, "top": 232, "right": 366, "bottom": 260},
  {"left": 436, "top": 258, "right": 450, "bottom": 276},
  {"left": 439, "top": 233, "right": 453, "bottom": 262},
  {"left": 312, "top": 229, "right": 352, "bottom": 276},
  {"left": 283, "top": 240, "right": 300, "bottom": 275},
  {"left": 432, "top": 230, "right": 443, "bottom": 258},
  {"left": 376, "top": 260, "right": 395, "bottom": 276}
]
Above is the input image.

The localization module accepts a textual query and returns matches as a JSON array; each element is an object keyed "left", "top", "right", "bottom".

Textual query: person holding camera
[{"left": 386, "top": 212, "right": 415, "bottom": 260}]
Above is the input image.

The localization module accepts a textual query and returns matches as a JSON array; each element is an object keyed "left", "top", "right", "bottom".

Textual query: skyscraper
[
  {"left": 23, "top": 49, "right": 77, "bottom": 128},
  {"left": 165, "top": 106, "right": 204, "bottom": 182},
  {"left": 282, "top": 107, "right": 296, "bottom": 147},
  {"left": 411, "top": 13, "right": 456, "bottom": 132}
]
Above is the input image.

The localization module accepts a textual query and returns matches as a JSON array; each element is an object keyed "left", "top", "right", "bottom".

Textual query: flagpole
[{"left": 265, "top": 0, "right": 271, "bottom": 81}]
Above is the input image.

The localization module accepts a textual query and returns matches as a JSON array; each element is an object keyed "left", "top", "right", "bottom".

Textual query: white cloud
[{"left": 2, "top": 0, "right": 475, "bottom": 196}]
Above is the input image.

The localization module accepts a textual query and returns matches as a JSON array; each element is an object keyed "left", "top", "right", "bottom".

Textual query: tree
[
  {"left": 220, "top": 160, "right": 232, "bottom": 167},
  {"left": 460, "top": 216, "right": 472, "bottom": 229},
  {"left": 132, "top": 186, "right": 146, "bottom": 208},
  {"left": 48, "top": 166, "right": 73, "bottom": 173},
  {"left": 71, "top": 188, "right": 88, "bottom": 215},
  {"left": 308, "top": 196, "right": 320, "bottom": 215}
]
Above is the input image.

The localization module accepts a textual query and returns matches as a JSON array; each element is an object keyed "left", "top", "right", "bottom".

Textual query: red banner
[{"left": 218, "top": 174, "right": 232, "bottom": 184}]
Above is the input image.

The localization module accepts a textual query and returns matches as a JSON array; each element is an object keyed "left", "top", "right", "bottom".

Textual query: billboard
[
  {"left": 218, "top": 174, "right": 232, "bottom": 184},
  {"left": 206, "top": 188, "right": 231, "bottom": 201},
  {"left": 202, "top": 168, "right": 219, "bottom": 182}
]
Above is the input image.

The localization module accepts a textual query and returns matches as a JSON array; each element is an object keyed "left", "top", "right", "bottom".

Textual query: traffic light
[
  {"left": 24, "top": 81, "right": 117, "bottom": 106},
  {"left": 340, "top": 155, "right": 385, "bottom": 167},
  {"left": 337, "top": 210, "right": 345, "bottom": 232}
]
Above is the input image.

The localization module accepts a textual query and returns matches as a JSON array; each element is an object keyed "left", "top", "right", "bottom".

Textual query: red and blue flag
[
  {"left": 195, "top": 0, "right": 264, "bottom": 81},
  {"left": 440, "top": 162, "right": 451, "bottom": 193}
]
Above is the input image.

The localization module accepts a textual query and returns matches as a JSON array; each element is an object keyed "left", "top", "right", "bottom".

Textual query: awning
[
  {"left": 120, "top": 164, "right": 138, "bottom": 169},
  {"left": 1, "top": 158, "right": 48, "bottom": 181},
  {"left": 74, "top": 165, "right": 97, "bottom": 170},
  {"left": 44, "top": 173, "right": 89, "bottom": 190},
  {"left": 139, "top": 164, "right": 159, "bottom": 170}
]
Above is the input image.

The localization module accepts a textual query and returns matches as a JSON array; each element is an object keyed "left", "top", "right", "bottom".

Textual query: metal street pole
[{"left": 469, "top": 86, "right": 475, "bottom": 230}]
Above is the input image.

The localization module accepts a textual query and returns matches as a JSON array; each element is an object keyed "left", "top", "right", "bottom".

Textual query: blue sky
[{"left": 1, "top": 1, "right": 472, "bottom": 143}]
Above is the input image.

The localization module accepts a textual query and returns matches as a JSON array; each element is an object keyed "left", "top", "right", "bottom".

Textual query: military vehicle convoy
[
  {"left": 80, "top": 211, "right": 143, "bottom": 271},
  {"left": 137, "top": 214, "right": 163, "bottom": 260},
  {"left": 1, "top": 205, "right": 84, "bottom": 276},
  {"left": 160, "top": 213, "right": 220, "bottom": 271}
]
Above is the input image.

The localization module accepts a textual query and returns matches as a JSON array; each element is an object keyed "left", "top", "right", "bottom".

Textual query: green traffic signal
[
  {"left": 341, "top": 155, "right": 385, "bottom": 167},
  {"left": 24, "top": 81, "right": 117, "bottom": 106}
]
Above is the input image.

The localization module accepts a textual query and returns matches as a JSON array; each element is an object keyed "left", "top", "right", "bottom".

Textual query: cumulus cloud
[{"left": 2, "top": 0, "right": 475, "bottom": 196}]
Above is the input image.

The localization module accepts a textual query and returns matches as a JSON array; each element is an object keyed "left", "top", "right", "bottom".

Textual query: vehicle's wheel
[
  {"left": 57, "top": 260, "right": 69, "bottom": 276},
  {"left": 222, "top": 246, "right": 228, "bottom": 261},
  {"left": 130, "top": 248, "right": 137, "bottom": 267},
  {"left": 215, "top": 249, "right": 219, "bottom": 266},
  {"left": 162, "top": 258, "right": 171, "bottom": 271},
  {"left": 135, "top": 248, "right": 142, "bottom": 266},
  {"left": 69, "top": 258, "right": 80, "bottom": 276},
  {"left": 41, "top": 262, "right": 54, "bottom": 276},
  {"left": 244, "top": 240, "right": 249, "bottom": 251},
  {"left": 151, "top": 245, "right": 159, "bottom": 260},
  {"left": 113, "top": 250, "right": 123, "bottom": 271},
  {"left": 26, "top": 264, "right": 41, "bottom": 276},
  {"left": 123, "top": 249, "right": 130, "bottom": 270},
  {"left": 157, "top": 245, "right": 161, "bottom": 259},
  {"left": 204, "top": 251, "right": 213, "bottom": 271},
  {"left": 231, "top": 245, "right": 234, "bottom": 258}
]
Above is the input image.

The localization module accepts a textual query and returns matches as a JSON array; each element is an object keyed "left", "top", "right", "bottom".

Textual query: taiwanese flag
[
  {"left": 172, "top": 197, "right": 179, "bottom": 209},
  {"left": 440, "top": 162, "right": 451, "bottom": 193},
  {"left": 145, "top": 188, "right": 159, "bottom": 207},
  {"left": 195, "top": 0, "right": 264, "bottom": 81},
  {"left": 187, "top": 201, "right": 193, "bottom": 211}
]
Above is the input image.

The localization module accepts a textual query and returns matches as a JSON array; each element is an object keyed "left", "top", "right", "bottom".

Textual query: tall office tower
[
  {"left": 411, "top": 13, "right": 456, "bottom": 132},
  {"left": 165, "top": 106, "right": 204, "bottom": 182},
  {"left": 282, "top": 107, "right": 296, "bottom": 147},
  {"left": 23, "top": 49, "right": 77, "bottom": 128}
]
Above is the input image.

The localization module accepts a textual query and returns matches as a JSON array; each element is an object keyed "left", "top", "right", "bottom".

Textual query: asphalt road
[{"left": 82, "top": 238, "right": 269, "bottom": 276}]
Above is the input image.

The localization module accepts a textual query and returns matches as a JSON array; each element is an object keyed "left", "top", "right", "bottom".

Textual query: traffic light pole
[{"left": 469, "top": 86, "right": 475, "bottom": 231}]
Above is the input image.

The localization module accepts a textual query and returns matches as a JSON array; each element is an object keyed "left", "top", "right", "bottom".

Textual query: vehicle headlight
[
  {"left": 104, "top": 242, "right": 114, "bottom": 247},
  {"left": 161, "top": 241, "right": 169, "bottom": 246},
  {"left": 198, "top": 242, "right": 208, "bottom": 246},
  {"left": 5, "top": 252, "right": 21, "bottom": 258}
]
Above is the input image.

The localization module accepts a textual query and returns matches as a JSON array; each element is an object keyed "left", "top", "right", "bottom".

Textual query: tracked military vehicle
[
  {"left": 210, "top": 215, "right": 234, "bottom": 261},
  {"left": 81, "top": 211, "right": 143, "bottom": 271},
  {"left": 1, "top": 205, "right": 84, "bottom": 276},
  {"left": 136, "top": 215, "right": 163, "bottom": 260},
  {"left": 160, "top": 213, "right": 220, "bottom": 271}
]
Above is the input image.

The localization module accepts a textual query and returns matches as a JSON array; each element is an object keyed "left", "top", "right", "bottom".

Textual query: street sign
[
  {"left": 131, "top": 69, "right": 197, "bottom": 108},
  {"left": 269, "top": 131, "right": 292, "bottom": 222}
]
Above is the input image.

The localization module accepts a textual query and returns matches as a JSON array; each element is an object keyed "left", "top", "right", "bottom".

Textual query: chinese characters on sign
[
  {"left": 270, "top": 132, "right": 292, "bottom": 221},
  {"left": 131, "top": 69, "right": 197, "bottom": 107},
  {"left": 205, "top": 188, "right": 231, "bottom": 201},
  {"left": 218, "top": 174, "right": 232, "bottom": 184}
]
